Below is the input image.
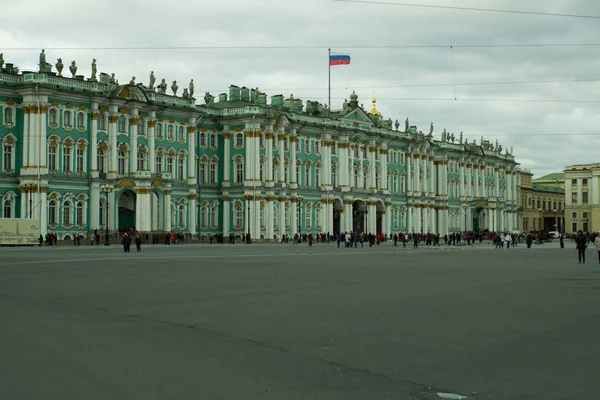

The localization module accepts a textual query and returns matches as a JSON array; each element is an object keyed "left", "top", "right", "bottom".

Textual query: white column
[
  {"left": 422, "top": 156, "right": 428, "bottom": 196},
  {"left": 108, "top": 109, "right": 118, "bottom": 178},
  {"left": 222, "top": 196, "right": 230, "bottom": 237},
  {"left": 474, "top": 165, "right": 479, "bottom": 197},
  {"left": 90, "top": 182, "right": 99, "bottom": 230},
  {"left": 148, "top": 113, "right": 156, "bottom": 174},
  {"left": 416, "top": 206, "right": 422, "bottom": 233},
  {"left": 22, "top": 107, "right": 30, "bottom": 169},
  {"left": 164, "top": 190, "right": 172, "bottom": 231},
  {"left": 339, "top": 137, "right": 350, "bottom": 190},
  {"left": 278, "top": 135, "right": 286, "bottom": 185},
  {"left": 253, "top": 195, "right": 260, "bottom": 240},
  {"left": 443, "top": 161, "right": 449, "bottom": 198},
  {"left": 39, "top": 189, "right": 47, "bottom": 235},
  {"left": 266, "top": 132, "right": 274, "bottom": 187},
  {"left": 39, "top": 105, "right": 47, "bottom": 174},
  {"left": 223, "top": 132, "right": 231, "bottom": 186},
  {"left": 130, "top": 111, "right": 139, "bottom": 173},
  {"left": 90, "top": 110, "right": 99, "bottom": 177},
  {"left": 29, "top": 107, "right": 38, "bottom": 171},
  {"left": 278, "top": 197, "right": 286, "bottom": 238},
  {"left": 407, "top": 152, "right": 413, "bottom": 193},
  {"left": 459, "top": 161, "right": 465, "bottom": 198},
  {"left": 381, "top": 147, "right": 389, "bottom": 191},
  {"left": 385, "top": 202, "right": 391, "bottom": 234},
  {"left": 266, "top": 197, "right": 274, "bottom": 240},
  {"left": 188, "top": 194, "right": 197, "bottom": 236},
  {"left": 495, "top": 168, "right": 500, "bottom": 198},
  {"left": 188, "top": 120, "right": 197, "bottom": 186},
  {"left": 430, "top": 206, "right": 436, "bottom": 233},
  {"left": 577, "top": 178, "right": 583, "bottom": 204},
  {"left": 368, "top": 143, "right": 376, "bottom": 190},
  {"left": 414, "top": 153, "right": 420, "bottom": 193},
  {"left": 290, "top": 198, "right": 298, "bottom": 235},
  {"left": 322, "top": 135, "right": 331, "bottom": 187},
  {"left": 407, "top": 206, "right": 413, "bottom": 232},
  {"left": 290, "top": 131, "right": 298, "bottom": 188},
  {"left": 245, "top": 127, "right": 254, "bottom": 184}
]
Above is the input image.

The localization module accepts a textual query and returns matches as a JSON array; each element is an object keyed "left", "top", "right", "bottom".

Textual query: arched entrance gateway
[
  {"left": 333, "top": 198, "right": 343, "bottom": 234},
  {"left": 117, "top": 190, "right": 136, "bottom": 231},
  {"left": 352, "top": 200, "right": 366, "bottom": 233}
]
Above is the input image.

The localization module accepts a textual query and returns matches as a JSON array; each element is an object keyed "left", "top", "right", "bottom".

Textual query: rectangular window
[
  {"left": 583, "top": 212, "right": 588, "bottom": 219},
  {"left": 572, "top": 211, "right": 577, "bottom": 219},
  {"left": 572, "top": 222, "right": 577, "bottom": 232},
  {"left": 155, "top": 156, "right": 162, "bottom": 173},
  {"left": 583, "top": 222, "right": 588, "bottom": 232},
  {"left": 210, "top": 134, "right": 216, "bottom": 148},
  {"left": 583, "top": 178, "right": 588, "bottom": 186},
  {"left": 49, "top": 147, "right": 57, "bottom": 171},
  {"left": 236, "top": 163, "right": 243, "bottom": 184},
  {"left": 572, "top": 178, "right": 577, "bottom": 185},
  {"left": 210, "top": 163, "right": 216, "bottom": 184},
  {"left": 177, "top": 158, "right": 184, "bottom": 181},
  {"left": 167, "top": 157, "right": 173, "bottom": 174},
  {"left": 572, "top": 193, "right": 577, "bottom": 203},
  {"left": 3, "top": 145, "right": 12, "bottom": 170},
  {"left": 583, "top": 192, "right": 588, "bottom": 203}
]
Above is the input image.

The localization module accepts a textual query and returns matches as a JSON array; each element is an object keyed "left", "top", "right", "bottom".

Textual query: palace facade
[
  {"left": 517, "top": 170, "right": 565, "bottom": 233},
  {"left": 0, "top": 52, "right": 519, "bottom": 240}
]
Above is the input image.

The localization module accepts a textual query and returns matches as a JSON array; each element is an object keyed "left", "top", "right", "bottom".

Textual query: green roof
[
  {"left": 534, "top": 172, "right": 564, "bottom": 182},
  {"left": 532, "top": 184, "right": 564, "bottom": 193}
]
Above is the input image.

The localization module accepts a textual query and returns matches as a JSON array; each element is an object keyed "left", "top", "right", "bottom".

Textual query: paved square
[{"left": 1, "top": 243, "right": 599, "bottom": 399}]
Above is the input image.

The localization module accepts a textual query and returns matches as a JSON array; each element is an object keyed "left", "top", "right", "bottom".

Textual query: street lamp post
[
  {"left": 100, "top": 184, "right": 114, "bottom": 246},
  {"left": 247, "top": 193, "right": 251, "bottom": 244},
  {"left": 296, "top": 195, "right": 304, "bottom": 240},
  {"left": 23, "top": 180, "right": 37, "bottom": 218}
]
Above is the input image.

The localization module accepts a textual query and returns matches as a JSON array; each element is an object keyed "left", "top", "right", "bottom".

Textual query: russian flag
[{"left": 329, "top": 54, "right": 351, "bottom": 66}]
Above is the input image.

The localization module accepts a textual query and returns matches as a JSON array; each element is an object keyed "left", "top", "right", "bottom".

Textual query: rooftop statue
[
  {"left": 109, "top": 73, "right": 116, "bottom": 83},
  {"left": 171, "top": 80, "right": 178, "bottom": 96},
  {"left": 459, "top": 131, "right": 463, "bottom": 144},
  {"left": 429, "top": 122, "right": 434, "bottom": 135},
  {"left": 189, "top": 79, "right": 195, "bottom": 98},
  {"left": 405, "top": 117, "right": 409, "bottom": 133},
  {"left": 341, "top": 99, "right": 349, "bottom": 114},
  {"left": 441, "top": 128, "right": 447, "bottom": 142},
  {"left": 159, "top": 78, "right": 167, "bottom": 94},
  {"left": 55, "top": 58, "right": 63, "bottom": 76},
  {"left": 69, "top": 61, "right": 77, "bottom": 77},
  {"left": 204, "top": 91, "right": 212, "bottom": 105},
  {"left": 39, "top": 49, "right": 46, "bottom": 72},
  {"left": 0, "top": 53, "right": 4, "bottom": 69},
  {"left": 90, "top": 58, "right": 97, "bottom": 81},
  {"left": 149, "top": 71, "right": 155, "bottom": 90},
  {"left": 182, "top": 88, "right": 189, "bottom": 99},
  {"left": 130, "top": 76, "right": 136, "bottom": 85},
  {"left": 395, "top": 119, "right": 399, "bottom": 131},
  {"left": 387, "top": 118, "right": 393, "bottom": 129}
]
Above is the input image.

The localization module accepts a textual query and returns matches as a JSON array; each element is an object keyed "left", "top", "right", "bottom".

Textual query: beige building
[
  {"left": 564, "top": 164, "right": 600, "bottom": 233},
  {"left": 518, "top": 169, "right": 565, "bottom": 233}
]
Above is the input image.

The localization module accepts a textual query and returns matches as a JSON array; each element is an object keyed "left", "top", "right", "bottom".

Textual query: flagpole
[{"left": 328, "top": 48, "right": 331, "bottom": 111}]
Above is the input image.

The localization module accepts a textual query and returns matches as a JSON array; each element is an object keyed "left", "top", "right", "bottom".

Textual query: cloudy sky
[{"left": 1, "top": 0, "right": 599, "bottom": 177}]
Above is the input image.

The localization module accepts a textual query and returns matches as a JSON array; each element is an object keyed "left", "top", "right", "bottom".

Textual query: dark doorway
[
  {"left": 118, "top": 190, "right": 136, "bottom": 231},
  {"left": 352, "top": 200, "right": 366, "bottom": 234}
]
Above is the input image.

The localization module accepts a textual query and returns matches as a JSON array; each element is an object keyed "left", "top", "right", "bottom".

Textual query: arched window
[
  {"left": 63, "top": 144, "right": 72, "bottom": 172},
  {"left": 393, "top": 174, "right": 398, "bottom": 194},
  {"left": 167, "top": 155, "right": 174, "bottom": 174},
  {"left": 118, "top": 151, "right": 126, "bottom": 175},
  {"left": 354, "top": 146, "right": 359, "bottom": 158},
  {"left": 170, "top": 205, "right": 176, "bottom": 228},
  {"left": 97, "top": 148, "right": 106, "bottom": 173},
  {"left": 273, "top": 204, "right": 279, "bottom": 228},
  {"left": 236, "top": 133, "right": 243, "bottom": 148},
  {"left": 156, "top": 123, "right": 163, "bottom": 139},
  {"left": 77, "top": 112, "right": 85, "bottom": 129},
  {"left": 167, "top": 125, "right": 174, "bottom": 140},
  {"left": 178, "top": 126, "right": 185, "bottom": 142},
  {"left": 136, "top": 119, "right": 144, "bottom": 136},
  {"left": 76, "top": 146, "right": 85, "bottom": 173},
  {"left": 48, "top": 108, "right": 58, "bottom": 125},
  {"left": 98, "top": 113, "right": 106, "bottom": 130},
  {"left": 259, "top": 134, "right": 264, "bottom": 149},
  {"left": 304, "top": 164, "right": 311, "bottom": 187},
  {"left": 315, "top": 167, "right": 320, "bottom": 187},
  {"left": 63, "top": 201, "right": 72, "bottom": 226},
  {"left": 200, "top": 206, "right": 208, "bottom": 226},
  {"left": 178, "top": 204, "right": 186, "bottom": 227},
  {"left": 199, "top": 162, "right": 207, "bottom": 185},
  {"left": 314, "top": 140, "right": 320, "bottom": 154},
  {"left": 210, "top": 133, "right": 217, "bottom": 148},
  {"left": 210, "top": 161, "right": 217, "bottom": 185},
  {"left": 63, "top": 110, "right": 72, "bottom": 127},
  {"left": 4, "top": 107, "right": 13, "bottom": 125},
  {"left": 155, "top": 151, "right": 163, "bottom": 173},
  {"left": 118, "top": 116, "right": 127, "bottom": 133},
  {"left": 3, "top": 199, "right": 13, "bottom": 218},
  {"left": 177, "top": 156, "right": 185, "bottom": 181},
  {"left": 76, "top": 201, "right": 84, "bottom": 225},
  {"left": 234, "top": 206, "right": 243, "bottom": 227},
  {"left": 305, "top": 205, "right": 312, "bottom": 228},
  {"left": 48, "top": 143, "right": 57, "bottom": 171},
  {"left": 304, "top": 138, "right": 310, "bottom": 154},
  {"left": 137, "top": 149, "right": 147, "bottom": 171},
  {"left": 235, "top": 161, "right": 244, "bottom": 184},
  {"left": 315, "top": 205, "right": 321, "bottom": 228},
  {"left": 200, "top": 132, "right": 207, "bottom": 147},
  {"left": 211, "top": 205, "right": 218, "bottom": 228},
  {"left": 284, "top": 137, "right": 289, "bottom": 152},
  {"left": 331, "top": 166, "right": 337, "bottom": 187},
  {"left": 48, "top": 200, "right": 57, "bottom": 224}
]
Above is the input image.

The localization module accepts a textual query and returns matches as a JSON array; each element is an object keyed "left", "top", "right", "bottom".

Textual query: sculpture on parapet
[
  {"left": 0, "top": 53, "right": 4, "bottom": 69},
  {"left": 441, "top": 128, "right": 447, "bottom": 142},
  {"left": 387, "top": 118, "right": 393, "bottom": 129},
  {"left": 130, "top": 76, "right": 136, "bottom": 85},
  {"left": 149, "top": 71, "right": 155, "bottom": 90},
  {"left": 90, "top": 58, "right": 97, "bottom": 81},
  {"left": 182, "top": 88, "right": 189, "bottom": 99},
  {"left": 171, "top": 80, "right": 178, "bottom": 96},
  {"left": 189, "top": 79, "right": 194, "bottom": 98},
  {"left": 429, "top": 122, "right": 434, "bottom": 135},
  {"left": 341, "top": 99, "right": 349, "bottom": 114},
  {"left": 459, "top": 131, "right": 463, "bottom": 144},
  {"left": 39, "top": 49, "right": 46, "bottom": 72},
  {"left": 204, "top": 92, "right": 212, "bottom": 105},
  {"left": 159, "top": 78, "right": 167, "bottom": 94},
  {"left": 55, "top": 58, "right": 63, "bottom": 76},
  {"left": 395, "top": 119, "right": 399, "bottom": 131},
  {"left": 405, "top": 117, "right": 409, "bottom": 132},
  {"left": 69, "top": 61, "right": 77, "bottom": 77},
  {"left": 109, "top": 73, "right": 116, "bottom": 83}
]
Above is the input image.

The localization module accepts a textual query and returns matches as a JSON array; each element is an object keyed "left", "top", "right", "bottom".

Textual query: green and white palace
[{"left": 0, "top": 52, "right": 519, "bottom": 240}]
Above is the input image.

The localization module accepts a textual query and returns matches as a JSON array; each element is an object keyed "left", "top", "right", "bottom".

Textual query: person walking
[
  {"left": 122, "top": 233, "right": 131, "bottom": 253},
  {"left": 594, "top": 233, "right": 600, "bottom": 264},
  {"left": 576, "top": 230, "right": 587, "bottom": 264},
  {"left": 135, "top": 234, "right": 142, "bottom": 253}
]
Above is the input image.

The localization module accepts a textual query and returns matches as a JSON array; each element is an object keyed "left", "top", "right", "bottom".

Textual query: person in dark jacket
[
  {"left": 122, "top": 233, "right": 132, "bottom": 253},
  {"left": 576, "top": 230, "right": 587, "bottom": 264},
  {"left": 135, "top": 234, "right": 142, "bottom": 252}
]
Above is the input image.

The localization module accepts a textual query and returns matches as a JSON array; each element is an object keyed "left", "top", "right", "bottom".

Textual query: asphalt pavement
[{"left": 0, "top": 241, "right": 598, "bottom": 400}]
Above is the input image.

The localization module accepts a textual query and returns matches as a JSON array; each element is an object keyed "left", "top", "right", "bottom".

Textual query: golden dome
[{"left": 369, "top": 97, "right": 382, "bottom": 117}]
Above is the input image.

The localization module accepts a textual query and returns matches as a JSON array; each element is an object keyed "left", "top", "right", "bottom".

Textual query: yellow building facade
[
  {"left": 518, "top": 169, "right": 565, "bottom": 233},
  {"left": 564, "top": 164, "right": 600, "bottom": 233}
]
